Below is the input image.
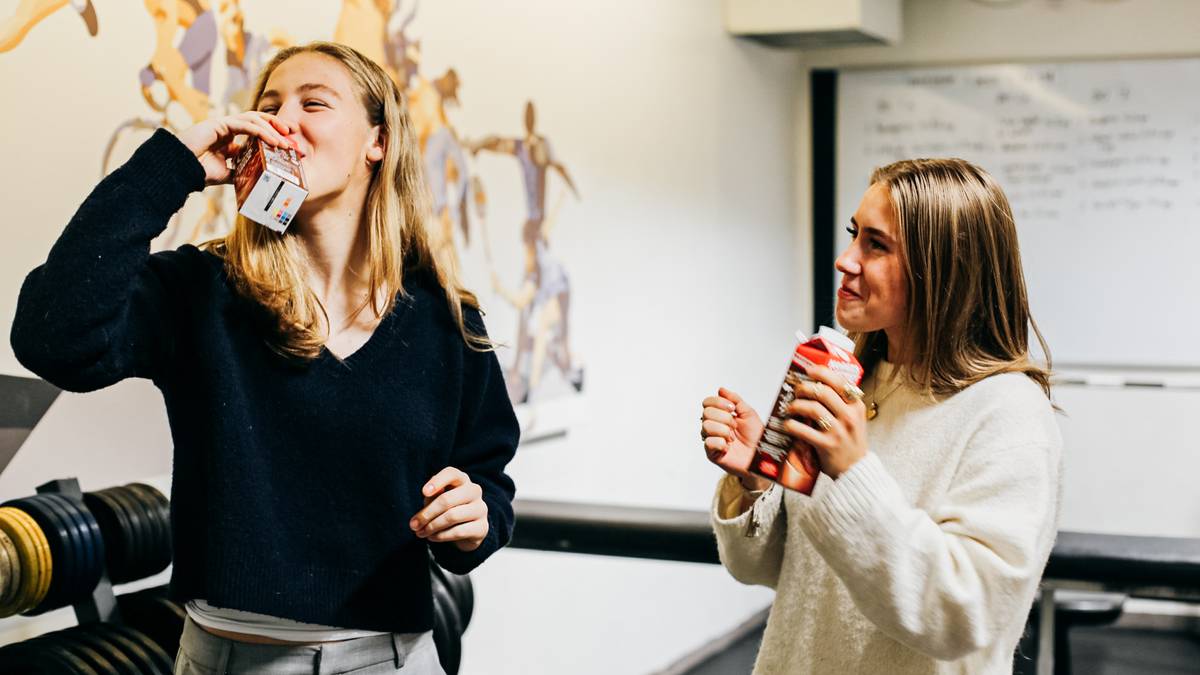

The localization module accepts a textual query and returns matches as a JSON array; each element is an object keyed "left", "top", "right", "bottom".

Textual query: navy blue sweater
[{"left": 10, "top": 130, "right": 519, "bottom": 633}]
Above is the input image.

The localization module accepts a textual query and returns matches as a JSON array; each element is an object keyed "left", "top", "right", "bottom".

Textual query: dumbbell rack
[
  {"left": 8, "top": 478, "right": 470, "bottom": 674},
  {"left": 32, "top": 476, "right": 122, "bottom": 625}
]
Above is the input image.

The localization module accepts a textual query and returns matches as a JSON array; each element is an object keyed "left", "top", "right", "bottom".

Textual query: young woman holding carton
[{"left": 699, "top": 159, "right": 1061, "bottom": 675}]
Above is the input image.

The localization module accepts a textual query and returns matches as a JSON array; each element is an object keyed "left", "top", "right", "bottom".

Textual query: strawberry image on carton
[
  {"left": 750, "top": 327, "right": 864, "bottom": 494},
  {"left": 233, "top": 138, "right": 308, "bottom": 233}
]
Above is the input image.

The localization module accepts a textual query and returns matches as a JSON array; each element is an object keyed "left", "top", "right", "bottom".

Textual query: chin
[
  {"left": 835, "top": 313, "right": 871, "bottom": 334},
  {"left": 835, "top": 307, "right": 856, "bottom": 330},
  {"left": 303, "top": 184, "right": 333, "bottom": 202}
]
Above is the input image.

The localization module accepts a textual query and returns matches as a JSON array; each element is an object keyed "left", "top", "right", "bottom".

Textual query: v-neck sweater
[{"left": 10, "top": 129, "right": 519, "bottom": 633}]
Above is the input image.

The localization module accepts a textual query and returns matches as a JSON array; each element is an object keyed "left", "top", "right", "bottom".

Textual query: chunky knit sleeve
[
  {"left": 711, "top": 474, "right": 788, "bottom": 589},
  {"left": 10, "top": 129, "right": 206, "bottom": 391}
]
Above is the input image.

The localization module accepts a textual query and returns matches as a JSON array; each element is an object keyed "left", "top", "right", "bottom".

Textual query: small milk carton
[
  {"left": 750, "top": 327, "right": 864, "bottom": 494},
  {"left": 233, "top": 139, "right": 308, "bottom": 233}
]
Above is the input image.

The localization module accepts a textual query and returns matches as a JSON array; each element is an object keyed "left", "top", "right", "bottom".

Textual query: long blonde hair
[
  {"left": 853, "top": 158, "right": 1053, "bottom": 399},
  {"left": 206, "top": 41, "right": 486, "bottom": 360}
]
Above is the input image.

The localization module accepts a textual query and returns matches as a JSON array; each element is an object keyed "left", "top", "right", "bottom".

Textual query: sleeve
[
  {"left": 429, "top": 310, "right": 520, "bottom": 574},
  {"left": 10, "top": 129, "right": 206, "bottom": 391},
  {"left": 711, "top": 474, "right": 788, "bottom": 589},
  {"left": 796, "top": 437, "right": 1061, "bottom": 661}
]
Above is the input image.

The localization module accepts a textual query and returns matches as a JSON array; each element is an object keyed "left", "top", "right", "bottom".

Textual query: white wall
[{"left": 792, "top": 0, "right": 1200, "bottom": 539}]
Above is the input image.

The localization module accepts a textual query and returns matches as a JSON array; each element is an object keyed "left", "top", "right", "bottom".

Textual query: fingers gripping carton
[
  {"left": 233, "top": 139, "right": 308, "bottom": 233},
  {"left": 750, "top": 327, "right": 864, "bottom": 494}
]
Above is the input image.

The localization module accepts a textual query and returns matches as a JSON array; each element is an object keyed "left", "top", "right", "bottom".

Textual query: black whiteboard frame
[{"left": 812, "top": 69, "right": 838, "bottom": 330}]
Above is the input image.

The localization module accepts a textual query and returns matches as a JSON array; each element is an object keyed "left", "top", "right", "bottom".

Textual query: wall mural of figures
[{"left": 0, "top": 0, "right": 585, "bottom": 450}]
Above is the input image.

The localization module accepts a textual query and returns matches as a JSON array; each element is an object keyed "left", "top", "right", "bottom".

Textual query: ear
[{"left": 366, "top": 126, "right": 385, "bottom": 163}]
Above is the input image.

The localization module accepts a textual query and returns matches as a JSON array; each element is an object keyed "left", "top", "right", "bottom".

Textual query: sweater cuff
[
  {"left": 712, "top": 474, "right": 783, "bottom": 536},
  {"left": 799, "top": 453, "right": 905, "bottom": 540},
  {"left": 123, "top": 129, "right": 207, "bottom": 220}
]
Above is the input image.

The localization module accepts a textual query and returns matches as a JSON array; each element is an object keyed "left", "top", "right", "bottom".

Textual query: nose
[
  {"left": 271, "top": 101, "right": 302, "bottom": 136},
  {"left": 835, "top": 244, "right": 860, "bottom": 277},
  {"left": 276, "top": 119, "right": 300, "bottom": 138},
  {"left": 268, "top": 105, "right": 303, "bottom": 153}
]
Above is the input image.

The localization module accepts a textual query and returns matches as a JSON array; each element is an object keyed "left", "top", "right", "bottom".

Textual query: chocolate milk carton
[
  {"left": 750, "top": 327, "right": 864, "bottom": 494},
  {"left": 233, "top": 139, "right": 308, "bottom": 233}
]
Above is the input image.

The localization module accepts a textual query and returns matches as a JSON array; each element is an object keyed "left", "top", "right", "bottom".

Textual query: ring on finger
[
  {"left": 815, "top": 415, "right": 834, "bottom": 432},
  {"left": 842, "top": 382, "right": 865, "bottom": 402}
]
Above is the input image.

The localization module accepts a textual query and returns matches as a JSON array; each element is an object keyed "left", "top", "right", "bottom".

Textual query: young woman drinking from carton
[{"left": 12, "top": 42, "right": 518, "bottom": 674}]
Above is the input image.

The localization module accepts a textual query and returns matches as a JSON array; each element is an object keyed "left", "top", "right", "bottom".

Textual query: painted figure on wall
[
  {"left": 0, "top": 0, "right": 97, "bottom": 53},
  {"left": 220, "top": 0, "right": 291, "bottom": 113},
  {"left": 411, "top": 69, "right": 472, "bottom": 274},
  {"left": 140, "top": 0, "right": 218, "bottom": 125},
  {"left": 334, "top": 0, "right": 419, "bottom": 87},
  {"left": 337, "top": 0, "right": 469, "bottom": 273},
  {"left": 472, "top": 101, "right": 584, "bottom": 404},
  {"left": 334, "top": 0, "right": 393, "bottom": 80}
]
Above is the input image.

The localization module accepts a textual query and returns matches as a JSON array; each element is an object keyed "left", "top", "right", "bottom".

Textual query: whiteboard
[{"left": 836, "top": 59, "right": 1200, "bottom": 368}]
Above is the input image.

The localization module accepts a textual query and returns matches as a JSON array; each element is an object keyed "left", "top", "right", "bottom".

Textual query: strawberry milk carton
[{"left": 750, "top": 327, "right": 864, "bottom": 494}]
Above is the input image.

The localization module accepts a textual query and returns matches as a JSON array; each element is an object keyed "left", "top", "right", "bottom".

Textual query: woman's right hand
[
  {"left": 701, "top": 388, "right": 771, "bottom": 491},
  {"left": 177, "top": 111, "right": 301, "bottom": 186}
]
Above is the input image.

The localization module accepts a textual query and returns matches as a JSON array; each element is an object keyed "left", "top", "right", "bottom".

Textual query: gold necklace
[{"left": 865, "top": 373, "right": 904, "bottom": 421}]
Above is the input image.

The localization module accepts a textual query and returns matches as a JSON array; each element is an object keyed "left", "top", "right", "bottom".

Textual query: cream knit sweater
[{"left": 712, "top": 362, "right": 1062, "bottom": 674}]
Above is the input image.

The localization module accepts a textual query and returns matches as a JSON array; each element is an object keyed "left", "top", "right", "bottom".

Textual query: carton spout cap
[{"left": 817, "top": 325, "right": 855, "bottom": 352}]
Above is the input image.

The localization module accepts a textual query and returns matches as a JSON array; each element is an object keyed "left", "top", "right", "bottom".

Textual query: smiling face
[
  {"left": 255, "top": 52, "right": 385, "bottom": 211},
  {"left": 835, "top": 182, "right": 909, "bottom": 345}
]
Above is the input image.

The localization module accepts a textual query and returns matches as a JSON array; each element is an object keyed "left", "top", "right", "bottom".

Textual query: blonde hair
[
  {"left": 205, "top": 41, "right": 486, "bottom": 360},
  {"left": 853, "top": 158, "right": 1052, "bottom": 399}
]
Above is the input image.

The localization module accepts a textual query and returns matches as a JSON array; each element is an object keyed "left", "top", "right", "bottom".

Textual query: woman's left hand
[
  {"left": 410, "top": 467, "right": 489, "bottom": 552},
  {"left": 782, "top": 365, "right": 869, "bottom": 479}
]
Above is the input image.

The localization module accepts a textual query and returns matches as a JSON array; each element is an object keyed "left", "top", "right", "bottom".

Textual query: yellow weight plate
[
  {"left": 0, "top": 508, "right": 38, "bottom": 614},
  {"left": 6, "top": 506, "right": 51, "bottom": 611},
  {"left": 0, "top": 531, "right": 12, "bottom": 604},
  {"left": 0, "top": 527, "right": 18, "bottom": 606},
  {"left": 6, "top": 507, "right": 48, "bottom": 613},
  {"left": 24, "top": 508, "right": 52, "bottom": 609},
  {"left": 0, "top": 508, "right": 38, "bottom": 616}
]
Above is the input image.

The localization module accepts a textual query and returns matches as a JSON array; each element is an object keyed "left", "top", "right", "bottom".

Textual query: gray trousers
[{"left": 175, "top": 617, "right": 446, "bottom": 674}]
